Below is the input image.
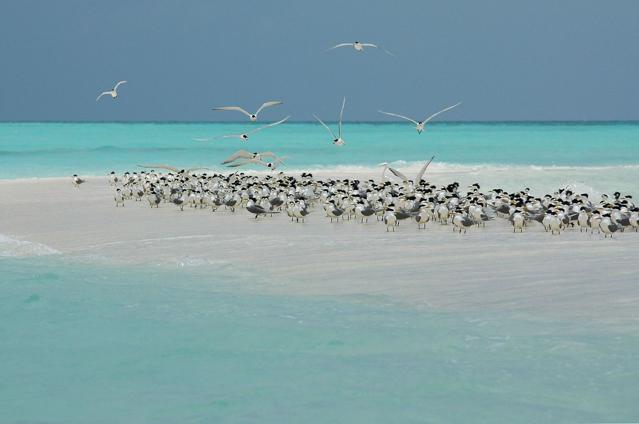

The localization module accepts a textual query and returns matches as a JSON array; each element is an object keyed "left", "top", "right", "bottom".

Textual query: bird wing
[
  {"left": 137, "top": 164, "right": 180, "bottom": 173},
  {"left": 423, "top": 102, "right": 461, "bottom": 124},
  {"left": 96, "top": 91, "right": 110, "bottom": 102},
  {"left": 185, "top": 167, "right": 213, "bottom": 173},
  {"left": 387, "top": 166, "right": 409, "bottom": 182},
  {"left": 361, "top": 43, "right": 394, "bottom": 56},
  {"left": 415, "top": 155, "right": 436, "bottom": 183},
  {"left": 225, "top": 159, "right": 255, "bottom": 168},
  {"left": 313, "top": 115, "right": 337, "bottom": 139},
  {"left": 255, "top": 101, "right": 283, "bottom": 116},
  {"left": 326, "top": 43, "right": 353, "bottom": 51},
  {"left": 250, "top": 115, "right": 290, "bottom": 134},
  {"left": 257, "top": 151, "right": 278, "bottom": 159},
  {"left": 338, "top": 97, "right": 346, "bottom": 139},
  {"left": 217, "top": 134, "right": 246, "bottom": 140},
  {"left": 222, "top": 150, "right": 254, "bottom": 164},
  {"left": 114, "top": 81, "right": 127, "bottom": 90},
  {"left": 194, "top": 134, "right": 242, "bottom": 141},
  {"left": 211, "top": 106, "right": 252, "bottom": 118},
  {"left": 378, "top": 110, "right": 419, "bottom": 125}
]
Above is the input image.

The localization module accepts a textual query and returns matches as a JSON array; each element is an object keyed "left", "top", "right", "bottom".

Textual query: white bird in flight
[
  {"left": 96, "top": 81, "right": 127, "bottom": 102},
  {"left": 379, "top": 102, "right": 461, "bottom": 134},
  {"left": 327, "top": 41, "right": 393, "bottom": 56},
  {"left": 226, "top": 156, "right": 287, "bottom": 170},
  {"left": 314, "top": 97, "right": 346, "bottom": 146},
  {"left": 222, "top": 150, "right": 282, "bottom": 165},
  {"left": 212, "top": 101, "right": 283, "bottom": 122},
  {"left": 136, "top": 164, "right": 212, "bottom": 174},
  {"left": 196, "top": 116, "right": 290, "bottom": 142}
]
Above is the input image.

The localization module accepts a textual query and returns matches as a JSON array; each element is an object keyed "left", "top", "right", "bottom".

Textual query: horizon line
[{"left": 1, "top": 119, "right": 639, "bottom": 124}]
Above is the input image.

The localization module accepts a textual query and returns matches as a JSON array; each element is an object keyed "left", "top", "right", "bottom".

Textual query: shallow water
[{"left": 2, "top": 256, "right": 638, "bottom": 423}]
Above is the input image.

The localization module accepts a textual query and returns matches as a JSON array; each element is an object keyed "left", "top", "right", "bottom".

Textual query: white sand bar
[{"left": 1, "top": 176, "right": 638, "bottom": 327}]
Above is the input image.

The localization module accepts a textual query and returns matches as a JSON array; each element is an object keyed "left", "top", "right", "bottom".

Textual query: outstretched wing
[
  {"left": 423, "top": 102, "right": 461, "bottom": 124},
  {"left": 96, "top": 91, "right": 110, "bottom": 102},
  {"left": 268, "top": 156, "right": 287, "bottom": 170},
  {"left": 338, "top": 97, "right": 346, "bottom": 139},
  {"left": 222, "top": 150, "right": 254, "bottom": 164},
  {"left": 114, "top": 80, "right": 127, "bottom": 90},
  {"left": 185, "top": 167, "right": 213, "bottom": 173},
  {"left": 225, "top": 160, "right": 253, "bottom": 168},
  {"left": 211, "top": 106, "right": 252, "bottom": 118},
  {"left": 387, "top": 166, "right": 409, "bottom": 182},
  {"left": 255, "top": 101, "right": 283, "bottom": 116},
  {"left": 378, "top": 110, "right": 419, "bottom": 125},
  {"left": 313, "top": 115, "right": 337, "bottom": 139},
  {"left": 415, "top": 155, "right": 436, "bottom": 183},
  {"left": 250, "top": 116, "right": 290, "bottom": 135},
  {"left": 257, "top": 151, "right": 278, "bottom": 159},
  {"left": 326, "top": 43, "right": 353, "bottom": 51},
  {"left": 137, "top": 164, "right": 180, "bottom": 173},
  {"left": 218, "top": 134, "right": 246, "bottom": 140}
]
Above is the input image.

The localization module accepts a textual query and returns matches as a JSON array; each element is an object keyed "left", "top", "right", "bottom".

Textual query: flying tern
[
  {"left": 314, "top": 97, "right": 346, "bottom": 146},
  {"left": 197, "top": 116, "right": 290, "bottom": 142},
  {"left": 212, "top": 101, "right": 283, "bottom": 121},
  {"left": 96, "top": 81, "right": 127, "bottom": 101},
  {"left": 379, "top": 102, "right": 461, "bottom": 134}
]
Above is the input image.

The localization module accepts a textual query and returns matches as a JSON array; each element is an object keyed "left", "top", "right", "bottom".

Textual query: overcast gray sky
[{"left": 1, "top": 0, "right": 638, "bottom": 121}]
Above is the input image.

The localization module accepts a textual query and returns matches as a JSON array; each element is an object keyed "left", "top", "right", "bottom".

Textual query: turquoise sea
[
  {"left": 1, "top": 122, "right": 639, "bottom": 178},
  {"left": 2, "top": 122, "right": 639, "bottom": 422},
  {"left": 2, "top": 256, "right": 638, "bottom": 423}
]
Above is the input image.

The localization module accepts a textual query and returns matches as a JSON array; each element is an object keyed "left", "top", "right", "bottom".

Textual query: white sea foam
[
  {"left": 0, "top": 234, "right": 60, "bottom": 257},
  {"left": 288, "top": 161, "right": 639, "bottom": 175}
]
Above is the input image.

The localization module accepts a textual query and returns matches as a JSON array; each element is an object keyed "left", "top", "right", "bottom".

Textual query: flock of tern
[
  {"left": 89, "top": 39, "right": 635, "bottom": 241},
  {"left": 94, "top": 40, "right": 462, "bottom": 171},
  {"left": 94, "top": 167, "right": 639, "bottom": 238}
]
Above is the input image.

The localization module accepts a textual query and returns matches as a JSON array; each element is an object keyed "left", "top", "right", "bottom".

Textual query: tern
[
  {"left": 222, "top": 150, "right": 281, "bottom": 165},
  {"left": 379, "top": 156, "right": 435, "bottom": 183},
  {"left": 96, "top": 81, "right": 127, "bottom": 101},
  {"left": 212, "top": 101, "right": 283, "bottom": 122},
  {"left": 198, "top": 116, "right": 290, "bottom": 142},
  {"left": 72, "top": 174, "right": 85, "bottom": 188},
  {"left": 226, "top": 156, "right": 287, "bottom": 170},
  {"left": 314, "top": 97, "right": 346, "bottom": 146},
  {"left": 137, "top": 165, "right": 211, "bottom": 174},
  {"left": 327, "top": 41, "right": 393, "bottom": 56},
  {"left": 379, "top": 103, "right": 461, "bottom": 134}
]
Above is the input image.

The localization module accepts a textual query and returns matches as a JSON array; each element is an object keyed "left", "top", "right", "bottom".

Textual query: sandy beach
[{"left": 2, "top": 175, "right": 637, "bottom": 327}]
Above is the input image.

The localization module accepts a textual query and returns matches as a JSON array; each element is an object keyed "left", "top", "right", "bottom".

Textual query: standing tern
[
  {"left": 212, "top": 101, "right": 283, "bottom": 121},
  {"left": 379, "top": 102, "right": 461, "bottom": 134},
  {"left": 197, "top": 116, "right": 290, "bottom": 142},
  {"left": 96, "top": 81, "right": 127, "bottom": 101},
  {"left": 314, "top": 97, "right": 346, "bottom": 146},
  {"left": 327, "top": 41, "right": 393, "bottom": 56}
]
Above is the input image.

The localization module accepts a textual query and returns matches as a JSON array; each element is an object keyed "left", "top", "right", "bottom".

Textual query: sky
[{"left": 0, "top": 0, "right": 638, "bottom": 122}]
